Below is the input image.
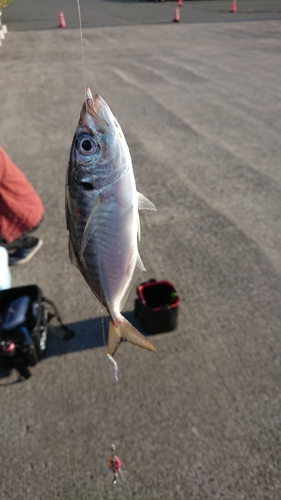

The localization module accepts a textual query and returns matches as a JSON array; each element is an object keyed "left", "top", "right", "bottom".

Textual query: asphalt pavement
[{"left": 0, "top": 1, "right": 281, "bottom": 499}]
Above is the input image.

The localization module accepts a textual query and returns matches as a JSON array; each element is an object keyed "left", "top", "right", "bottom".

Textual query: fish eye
[
  {"left": 78, "top": 135, "right": 98, "bottom": 155},
  {"left": 82, "top": 139, "right": 92, "bottom": 151}
]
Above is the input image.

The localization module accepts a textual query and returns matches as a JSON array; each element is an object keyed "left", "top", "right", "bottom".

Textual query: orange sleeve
[{"left": 0, "top": 147, "right": 45, "bottom": 242}]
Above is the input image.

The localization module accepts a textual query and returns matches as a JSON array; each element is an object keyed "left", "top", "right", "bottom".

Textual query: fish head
[{"left": 68, "top": 90, "right": 131, "bottom": 192}]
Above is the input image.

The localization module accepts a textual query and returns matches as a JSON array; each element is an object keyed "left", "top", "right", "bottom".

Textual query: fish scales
[{"left": 66, "top": 90, "right": 156, "bottom": 357}]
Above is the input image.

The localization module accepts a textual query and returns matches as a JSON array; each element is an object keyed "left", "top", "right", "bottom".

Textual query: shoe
[{"left": 9, "top": 238, "right": 43, "bottom": 266}]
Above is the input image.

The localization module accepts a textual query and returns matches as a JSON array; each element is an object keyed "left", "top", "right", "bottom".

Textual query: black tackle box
[{"left": 0, "top": 285, "right": 74, "bottom": 378}]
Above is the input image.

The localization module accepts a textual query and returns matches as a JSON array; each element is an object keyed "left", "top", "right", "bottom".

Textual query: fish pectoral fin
[
  {"left": 68, "top": 237, "right": 80, "bottom": 270},
  {"left": 80, "top": 195, "right": 101, "bottom": 258},
  {"left": 108, "top": 316, "right": 156, "bottom": 357},
  {"left": 137, "top": 192, "right": 156, "bottom": 211}
]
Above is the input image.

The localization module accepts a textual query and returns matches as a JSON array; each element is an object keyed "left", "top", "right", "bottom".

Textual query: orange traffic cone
[
  {"left": 59, "top": 11, "right": 66, "bottom": 28},
  {"left": 230, "top": 0, "right": 237, "bottom": 12},
  {"left": 173, "top": 6, "right": 180, "bottom": 22},
  {"left": 178, "top": 0, "right": 183, "bottom": 7}
]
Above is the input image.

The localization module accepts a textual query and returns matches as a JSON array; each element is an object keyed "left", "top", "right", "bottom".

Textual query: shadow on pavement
[
  {"left": 45, "top": 309, "right": 146, "bottom": 358},
  {"left": 0, "top": 310, "right": 149, "bottom": 380}
]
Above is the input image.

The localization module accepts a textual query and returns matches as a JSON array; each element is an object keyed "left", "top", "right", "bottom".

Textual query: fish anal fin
[
  {"left": 135, "top": 252, "right": 146, "bottom": 274},
  {"left": 108, "top": 316, "right": 155, "bottom": 356},
  {"left": 137, "top": 212, "right": 141, "bottom": 241},
  {"left": 137, "top": 192, "right": 156, "bottom": 211}
]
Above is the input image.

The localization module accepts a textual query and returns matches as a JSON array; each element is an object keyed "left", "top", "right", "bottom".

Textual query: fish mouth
[
  {"left": 85, "top": 88, "right": 115, "bottom": 130},
  {"left": 86, "top": 87, "right": 93, "bottom": 102}
]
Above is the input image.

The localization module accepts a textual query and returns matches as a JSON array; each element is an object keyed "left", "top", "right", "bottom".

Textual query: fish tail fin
[{"left": 108, "top": 316, "right": 156, "bottom": 357}]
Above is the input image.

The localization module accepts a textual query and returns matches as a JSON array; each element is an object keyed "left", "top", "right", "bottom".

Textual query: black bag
[{"left": 0, "top": 285, "right": 74, "bottom": 379}]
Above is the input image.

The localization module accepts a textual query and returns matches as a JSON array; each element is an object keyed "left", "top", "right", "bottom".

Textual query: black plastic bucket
[{"left": 135, "top": 279, "right": 180, "bottom": 334}]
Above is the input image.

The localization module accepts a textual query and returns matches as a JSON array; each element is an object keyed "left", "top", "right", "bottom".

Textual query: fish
[{"left": 66, "top": 88, "right": 156, "bottom": 357}]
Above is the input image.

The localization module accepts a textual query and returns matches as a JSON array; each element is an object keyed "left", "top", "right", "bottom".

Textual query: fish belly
[{"left": 81, "top": 195, "right": 138, "bottom": 317}]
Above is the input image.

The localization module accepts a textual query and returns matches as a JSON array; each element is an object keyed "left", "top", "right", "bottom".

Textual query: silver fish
[{"left": 66, "top": 89, "right": 156, "bottom": 357}]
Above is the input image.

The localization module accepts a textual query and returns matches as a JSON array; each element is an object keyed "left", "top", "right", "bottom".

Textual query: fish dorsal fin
[
  {"left": 119, "top": 253, "right": 146, "bottom": 312},
  {"left": 80, "top": 195, "right": 101, "bottom": 259},
  {"left": 137, "top": 192, "right": 156, "bottom": 211}
]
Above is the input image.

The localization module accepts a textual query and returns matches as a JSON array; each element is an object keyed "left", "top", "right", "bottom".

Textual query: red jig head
[{"left": 108, "top": 444, "right": 122, "bottom": 484}]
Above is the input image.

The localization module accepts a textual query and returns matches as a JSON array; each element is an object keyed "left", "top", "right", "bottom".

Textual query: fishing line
[
  {"left": 72, "top": 2, "right": 132, "bottom": 489},
  {"left": 76, "top": 0, "right": 88, "bottom": 99},
  {"left": 60, "top": 354, "right": 79, "bottom": 493},
  {"left": 91, "top": 141, "right": 122, "bottom": 484},
  {"left": 94, "top": 205, "right": 128, "bottom": 487},
  {"left": 75, "top": 0, "right": 119, "bottom": 383}
]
